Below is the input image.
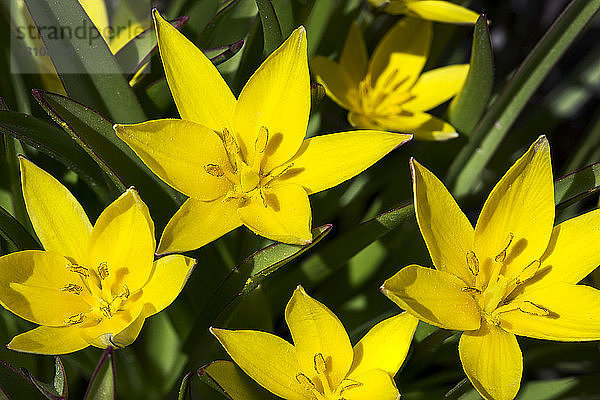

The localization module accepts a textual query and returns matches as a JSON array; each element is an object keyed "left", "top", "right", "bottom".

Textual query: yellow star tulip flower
[
  {"left": 381, "top": 136, "right": 600, "bottom": 400},
  {"left": 115, "top": 10, "right": 411, "bottom": 254},
  {"left": 312, "top": 18, "right": 469, "bottom": 141},
  {"left": 211, "top": 286, "right": 418, "bottom": 399},
  {"left": 0, "top": 158, "right": 196, "bottom": 355},
  {"left": 368, "top": 0, "right": 479, "bottom": 24}
]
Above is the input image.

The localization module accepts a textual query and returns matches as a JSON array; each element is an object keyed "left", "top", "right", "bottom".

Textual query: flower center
[
  {"left": 357, "top": 70, "right": 414, "bottom": 117},
  {"left": 461, "top": 232, "right": 549, "bottom": 326},
  {"left": 204, "top": 127, "right": 294, "bottom": 206},
  {"left": 295, "top": 353, "right": 362, "bottom": 400},
  {"left": 62, "top": 262, "right": 130, "bottom": 326}
]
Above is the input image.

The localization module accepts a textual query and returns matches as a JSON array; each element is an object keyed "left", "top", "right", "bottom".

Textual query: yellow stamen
[
  {"left": 255, "top": 126, "right": 269, "bottom": 153},
  {"left": 296, "top": 373, "right": 316, "bottom": 391},
  {"left": 64, "top": 313, "right": 85, "bottom": 325},
  {"left": 61, "top": 283, "right": 83, "bottom": 295},
  {"left": 462, "top": 287, "right": 482, "bottom": 294},
  {"left": 494, "top": 232, "right": 514, "bottom": 263},
  {"left": 98, "top": 262, "right": 109, "bottom": 280},
  {"left": 67, "top": 265, "right": 89, "bottom": 277},
  {"left": 221, "top": 128, "right": 240, "bottom": 172},
  {"left": 339, "top": 379, "right": 362, "bottom": 395},
  {"left": 466, "top": 251, "right": 479, "bottom": 276},
  {"left": 314, "top": 353, "right": 327, "bottom": 374},
  {"left": 204, "top": 164, "right": 225, "bottom": 177},
  {"left": 516, "top": 260, "right": 541, "bottom": 285},
  {"left": 518, "top": 301, "right": 550, "bottom": 316}
]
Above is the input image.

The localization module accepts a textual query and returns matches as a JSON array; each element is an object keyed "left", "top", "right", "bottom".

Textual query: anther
[
  {"left": 255, "top": 126, "right": 269, "bottom": 153},
  {"left": 61, "top": 283, "right": 83, "bottom": 295},
  {"left": 295, "top": 373, "right": 316, "bottom": 391},
  {"left": 461, "top": 287, "right": 482, "bottom": 294},
  {"left": 259, "top": 190, "right": 268, "bottom": 208},
  {"left": 98, "top": 262, "right": 109, "bottom": 280},
  {"left": 518, "top": 301, "right": 550, "bottom": 316},
  {"left": 67, "top": 265, "right": 89, "bottom": 277},
  {"left": 314, "top": 353, "right": 327, "bottom": 374},
  {"left": 64, "top": 313, "right": 85, "bottom": 325},
  {"left": 466, "top": 251, "right": 479, "bottom": 276},
  {"left": 119, "top": 285, "right": 130, "bottom": 299},
  {"left": 339, "top": 379, "right": 362, "bottom": 394},
  {"left": 270, "top": 163, "right": 294, "bottom": 179},
  {"left": 204, "top": 164, "right": 224, "bottom": 177},
  {"left": 100, "top": 304, "right": 112, "bottom": 318},
  {"left": 222, "top": 128, "right": 239, "bottom": 172},
  {"left": 516, "top": 260, "right": 541, "bottom": 285},
  {"left": 494, "top": 232, "right": 514, "bottom": 263}
]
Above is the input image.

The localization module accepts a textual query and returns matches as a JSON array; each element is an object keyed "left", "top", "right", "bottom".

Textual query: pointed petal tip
[{"left": 394, "top": 134, "right": 413, "bottom": 149}]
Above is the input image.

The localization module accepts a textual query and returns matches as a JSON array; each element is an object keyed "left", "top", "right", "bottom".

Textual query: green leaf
[
  {"left": 115, "top": 16, "right": 189, "bottom": 78},
  {"left": 448, "top": 14, "right": 494, "bottom": 135},
  {"left": 554, "top": 161, "right": 600, "bottom": 208},
  {"left": 23, "top": 0, "right": 146, "bottom": 123},
  {"left": 182, "top": 224, "right": 332, "bottom": 352},
  {"left": 255, "top": 0, "right": 284, "bottom": 56},
  {"left": 32, "top": 90, "right": 183, "bottom": 227},
  {"left": 83, "top": 348, "right": 115, "bottom": 400},
  {"left": 446, "top": 0, "right": 600, "bottom": 198},
  {"left": 0, "top": 360, "right": 46, "bottom": 400},
  {"left": 0, "top": 110, "right": 110, "bottom": 200},
  {"left": 22, "top": 357, "right": 67, "bottom": 400},
  {"left": 197, "top": 361, "right": 277, "bottom": 400},
  {"left": 196, "top": 0, "right": 243, "bottom": 49},
  {"left": 0, "top": 203, "right": 40, "bottom": 251},
  {"left": 177, "top": 372, "right": 194, "bottom": 400},
  {"left": 204, "top": 40, "right": 245, "bottom": 65}
]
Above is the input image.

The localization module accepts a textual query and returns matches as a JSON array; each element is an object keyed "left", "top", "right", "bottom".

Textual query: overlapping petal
[
  {"left": 500, "top": 283, "right": 600, "bottom": 341},
  {"left": 459, "top": 323, "right": 522, "bottom": 400},
  {"left": 114, "top": 119, "right": 233, "bottom": 200},
  {"left": 0, "top": 250, "right": 90, "bottom": 326},
  {"left": 411, "top": 159, "right": 475, "bottom": 284},
  {"left": 311, "top": 57, "right": 358, "bottom": 110},
  {"left": 234, "top": 27, "right": 309, "bottom": 171},
  {"left": 474, "top": 136, "right": 554, "bottom": 283},
  {"left": 284, "top": 286, "right": 354, "bottom": 388},
  {"left": 280, "top": 131, "right": 411, "bottom": 194},
  {"left": 211, "top": 328, "right": 306, "bottom": 400},
  {"left": 344, "top": 369, "right": 399, "bottom": 400},
  {"left": 340, "top": 22, "right": 368, "bottom": 84},
  {"left": 158, "top": 198, "right": 242, "bottom": 255},
  {"left": 88, "top": 189, "right": 155, "bottom": 292},
  {"left": 349, "top": 312, "right": 418, "bottom": 377},
  {"left": 153, "top": 10, "right": 235, "bottom": 130},
  {"left": 403, "top": 65, "right": 470, "bottom": 111},
  {"left": 403, "top": 1, "right": 479, "bottom": 24},
  {"left": 8, "top": 325, "right": 90, "bottom": 355},
  {"left": 19, "top": 157, "right": 92, "bottom": 263},
  {"left": 381, "top": 265, "right": 481, "bottom": 330},
  {"left": 238, "top": 185, "right": 312, "bottom": 245},
  {"left": 351, "top": 112, "right": 458, "bottom": 141}
]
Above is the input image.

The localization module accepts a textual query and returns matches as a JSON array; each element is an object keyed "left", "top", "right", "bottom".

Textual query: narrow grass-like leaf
[
  {"left": 33, "top": 90, "right": 182, "bottom": 225},
  {"left": 196, "top": 0, "right": 242, "bottom": 48},
  {"left": 255, "top": 0, "right": 283, "bottom": 56},
  {"left": 23, "top": 0, "right": 146, "bottom": 123},
  {"left": 0, "top": 360, "right": 46, "bottom": 400},
  {"left": 177, "top": 372, "right": 193, "bottom": 400},
  {"left": 22, "top": 357, "right": 66, "bottom": 400},
  {"left": 83, "top": 348, "right": 115, "bottom": 400},
  {"left": 448, "top": 14, "right": 493, "bottom": 135},
  {"left": 0, "top": 110, "right": 110, "bottom": 198},
  {"left": 183, "top": 224, "right": 332, "bottom": 352},
  {"left": 204, "top": 40, "right": 245, "bottom": 65},
  {"left": 115, "top": 16, "right": 189, "bottom": 77},
  {"left": 554, "top": 161, "right": 600, "bottom": 207},
  {"left": 447, "top": 0, "right": 600, "bottom": 198},
  {"left": 198, "top": 361, "right": 276, "bottom": 400},
  {"left": 0, "top": 205, "right": 39, "bottom": 251}
]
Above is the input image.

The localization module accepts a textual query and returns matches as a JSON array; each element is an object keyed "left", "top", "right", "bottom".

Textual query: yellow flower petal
[
  {"left": 349, "top": 312, "right": 418, "bottom": 377},
  {"left": 517, "top": 209, "right": 600, "bottom": 294},
  {"left": 280, "top": 131, "right": 411, "bottom": 195},
  {"left": 82, "top": 303, "right": 145, "bottom": 347},
  {"left": 153, "top": 10, "right": 235, "bottom": 130},
  {"left": 459, "top": 323, "right": 522, "bottom": 400},
  {"left": 499, "top": 283, "right": 600, "bottom": 341},
  {"left": 88, "top": 188, "right": 155, "bottom": 292},
  {"left": 8, "top": 326, "right": 89, "bottom": 355},
  {"left": 404, "top": 1, "right": 479, "bottom": 25},
  {"left": 349, "top": 112, "right": 458, "bottom": 141},
  {"left": 0, "top": 250, "right": 91, "bottom": 326},
  {"left": 201, "top": 361, "right": 278, "bottom": 400},
  {"left": 285, "top": 286, "right": 353, "bottom": 388},
  {"left": 411, "top": 159, "right": 475, "bottom": 284},
  {"left": 381, "top": 265, "right": 481, "bottom": 331},
  {"left": 234, "top": 27, "right": 309, "bottom": 171},
  {"left": 474, "top": 136, "right": 554, "bottom": 284},
  {"left": 345, "top": 368, "right": 399, "bottom": 400},
  {"left": 19, "top": 157, "right": 92, "bottom": 263},
  {"left": 238, "top": 185, "right": 312, "bottom": 245},
  {"left": 311, "top": 56, "right": 358, "bottom": 110},
  {"left": 115, "top": 119, "right": 233, "bottom": 200},
  {"left": 340, "top": 22, "right": 368, "bottom": 85},
  {"left": 158, "top": 198, "right": 242, "bottom": 255},
  {"left": 80, "top": 0, "right": 109, "bottom": 39},
  {"left": 403, "top": 65, "right": 469, "bottom": 112},
  {"left": 106, "top": 311, "right": 147, "bottom": 348},
  {"left": 140, "top": 255, "right": 196, "bottom": 316},
  {"left": 368, "top": 18, "right": 431, "bottom": 95},
  {"left": 210, "top": 328, "right": 307, "bottom": 400}
]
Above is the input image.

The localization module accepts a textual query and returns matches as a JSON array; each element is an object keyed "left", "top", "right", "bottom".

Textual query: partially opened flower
[
  {"left": 0, "top": 158, "right": 195, "bottom": 355},
  {"left": 115, "top": 10, "right": 411, "bottom": 254},
  {"left": 381, "top": 136, "right": 600, "bottom": 400},
  {"left": 312, "top": 18, "right": 469, "bottom": 141},
  {"left": 368, "top": 0, "right": 479, "bottom": 24},
  {"left": 211, "top": 286, "right": 418, "bottom": 399}
]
